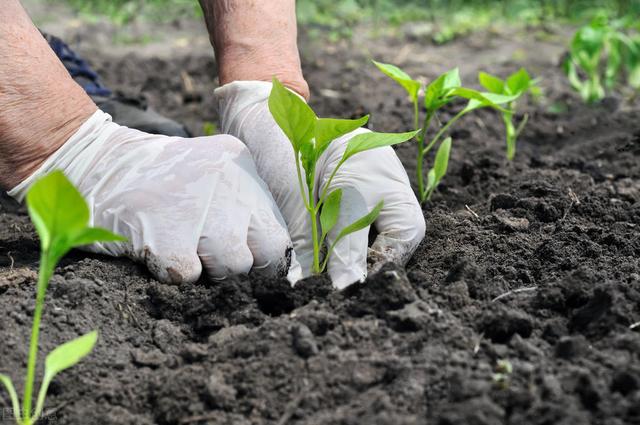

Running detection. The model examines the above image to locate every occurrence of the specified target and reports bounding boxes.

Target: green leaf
[34,331,98,420]
[0,373,22,423]
[452,88,521,113]
[429,68,462,95]
[26,170,89,252]
[334,200,384,243]
[425,138,452,199]
[425,169,437,194]
[433,137,452,182]
[440,68,462,91]
[479,72,505,94]
[452,88,520,105]
[45,331,98,381]
[268,78,317,152]
[26,171,126,267]
[71,227,126,247]
[342,130,420,163]
[320,189,342,239]
[506,68,532,95]
[373,60,422,103]
[315,116,369,156]
[425,68,462,110]
[322,200,385,272]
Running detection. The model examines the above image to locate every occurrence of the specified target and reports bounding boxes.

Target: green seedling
[564,15,640,103]
[0,171,125,425]
[268,78,418,275]
[478,68,538,160]
[374,61,525,203]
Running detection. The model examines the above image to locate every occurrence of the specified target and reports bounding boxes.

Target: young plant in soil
[268,78,419,275]
[564,15,640,103]
[0,171,125,425]
[373,61,524,203]
[477,68,538,160]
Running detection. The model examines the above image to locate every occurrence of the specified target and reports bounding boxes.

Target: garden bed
[1,25,639,425]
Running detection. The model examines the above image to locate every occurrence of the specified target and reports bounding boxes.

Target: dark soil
[2,24,640,425]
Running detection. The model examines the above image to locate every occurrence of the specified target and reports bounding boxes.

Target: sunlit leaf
[506,68,532,94]
[373,60,422,103]
[454,88,521,112]
[268,78,316,152]
[315,116,369,156]
[433,137,452,182]
[440,68,462,91]
[479,72,505,94]
[320,189,342,239]
[34,331,98,420]
[452,88,520,104]
[425,169,437,194]
[45,331,98,380]
[26,172,124,268]
[71,227,126,247]
[334,200,384,243]
[425,68,462,110]
[26,170,89,252]
[425,138,452,198]
[342,130,420,162]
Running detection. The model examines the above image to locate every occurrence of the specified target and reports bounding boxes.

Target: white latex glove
[8,110,293,284]
[215,81,425,289]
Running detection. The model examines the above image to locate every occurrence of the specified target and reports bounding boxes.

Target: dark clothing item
[43,32,190,137]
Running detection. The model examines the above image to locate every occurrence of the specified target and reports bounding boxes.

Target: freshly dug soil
[1,24,640,425]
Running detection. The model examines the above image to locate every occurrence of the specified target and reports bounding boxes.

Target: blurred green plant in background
[54,0,640,30]
[563,13,639,102]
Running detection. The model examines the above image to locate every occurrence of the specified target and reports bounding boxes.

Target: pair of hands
[9,81,425,289]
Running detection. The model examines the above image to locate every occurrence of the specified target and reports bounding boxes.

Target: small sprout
[0,171,125,425]
[268,78,417,276]
[374,60,524,203]
[479,68,538,160]
[564,15,640,103]
[492,359,513,390]
[202,121,218,136]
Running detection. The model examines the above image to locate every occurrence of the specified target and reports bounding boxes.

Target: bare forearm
[0,0,96,190]
[198,0,309,99]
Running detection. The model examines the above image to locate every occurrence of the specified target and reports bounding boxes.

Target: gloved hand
[215,81,425,289]
[8,110,293,284]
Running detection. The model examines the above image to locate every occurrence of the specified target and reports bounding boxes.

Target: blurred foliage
[55,0,640,31]
[54,0,202,25]
[297,0,640,40]
[563,13,640,102]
